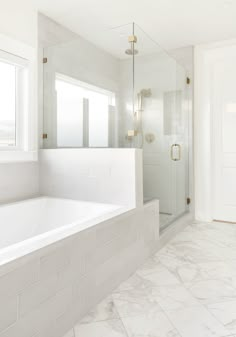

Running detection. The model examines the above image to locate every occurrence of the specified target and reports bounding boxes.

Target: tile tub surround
[0,200,159,337]
[39,148,143,209]
[71,221,236,337]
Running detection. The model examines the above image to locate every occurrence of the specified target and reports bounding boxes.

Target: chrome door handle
[171,144,181,161]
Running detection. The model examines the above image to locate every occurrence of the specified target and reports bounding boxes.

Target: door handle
[171,144,181,161]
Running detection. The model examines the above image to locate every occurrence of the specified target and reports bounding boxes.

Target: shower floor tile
[70,221,236,337]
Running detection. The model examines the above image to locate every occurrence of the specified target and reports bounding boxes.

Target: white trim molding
[194,39,236,222]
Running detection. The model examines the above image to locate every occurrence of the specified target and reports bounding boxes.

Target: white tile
[0,287,73,337]
[157,251,200,284]
[121,312,180,337]
[0,260,39,300]
[113,287,162,318]
[40,248,70,278]
[0,296,17,333]
[115,273,154,293]
[136,260,180,286]
[187,279,236,304]
[80,296,119,323]
[74,319,127,337]
[19,273,59,317]
[167,306,230,337]
[207,300,236,334]
[151,284,200,311]
[63,329,74,337]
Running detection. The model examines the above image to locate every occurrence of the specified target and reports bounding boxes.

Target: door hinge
[186,77,190,85]
[43,57,48,64]
[42,133,48,139]
[187,197,191,205]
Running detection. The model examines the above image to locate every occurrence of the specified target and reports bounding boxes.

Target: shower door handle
[171,144,181,161]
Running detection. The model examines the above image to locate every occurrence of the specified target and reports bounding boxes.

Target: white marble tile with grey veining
[63,329,74,337]
[121,311,181,337]
[80,296,119,324]
[114,272,156,293]
[186,279,236,305]
[167,306,230,337]
[112,286,163,318]
[74,319,128,337]
[136,259,180,286]
[207,300,236,334]
[150,284,200,311]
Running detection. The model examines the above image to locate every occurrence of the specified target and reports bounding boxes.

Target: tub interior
[0,197,122,250]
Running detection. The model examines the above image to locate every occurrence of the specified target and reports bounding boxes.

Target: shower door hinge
[42,133,48,139]
[43,57,48,64]
[186,77,190,85]
[187,197,191,205]
[128,35,137,43]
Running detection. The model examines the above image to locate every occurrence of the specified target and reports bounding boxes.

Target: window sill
[0,150,38,163]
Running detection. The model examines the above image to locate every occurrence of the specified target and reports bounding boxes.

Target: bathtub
[0,197,126,265]
[0,197,159,337]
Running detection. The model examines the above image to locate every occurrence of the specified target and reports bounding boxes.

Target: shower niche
[39,16,192,230]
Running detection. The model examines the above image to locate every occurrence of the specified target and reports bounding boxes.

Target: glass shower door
[132,24,190,230]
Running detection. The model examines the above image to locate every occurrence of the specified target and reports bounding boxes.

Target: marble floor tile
[74,319,128,337]
[187,279,236,305]
[136,260,180,286]
[71,222,236,337]
[80,296,119,323]
[112,287,163,318]
[137,256,161,275]
[157,251,201,284]
[167,306,230,337]
[63,330,74,337]
[121,312,181,337]
[171,239,224,263]
[115,272,155,293]
[150,284,200,311]
[207,300,236,334]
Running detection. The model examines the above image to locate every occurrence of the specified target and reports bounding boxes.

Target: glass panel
[40,15,191,229]
[133,24,190,230]
[0,61,16,146]
[88,91,109,147]
[56,76,84,147]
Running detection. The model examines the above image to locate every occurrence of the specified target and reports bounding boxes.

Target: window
[55,74,116,148]
[0,50,29,150]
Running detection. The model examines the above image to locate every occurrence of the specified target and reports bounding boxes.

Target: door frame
[194,39,236,222]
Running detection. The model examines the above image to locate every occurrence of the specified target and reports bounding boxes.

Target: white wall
[39,149,143,208]
[0,0,37,48]
[0,0,39,203]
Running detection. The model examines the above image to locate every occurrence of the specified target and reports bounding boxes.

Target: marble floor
[66,221,236,337]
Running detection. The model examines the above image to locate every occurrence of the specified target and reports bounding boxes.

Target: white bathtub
[0,197,125,265]
[0,197,159,337]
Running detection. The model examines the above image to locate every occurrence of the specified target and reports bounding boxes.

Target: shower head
[125,48,139,55]
[137,88,152,112]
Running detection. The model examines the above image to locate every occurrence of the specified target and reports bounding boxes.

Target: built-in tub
[0,197,159,337]
[0,197,125,261]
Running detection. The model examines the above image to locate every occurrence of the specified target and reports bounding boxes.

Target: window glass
[55,74,115,148]
[0,61,16,146]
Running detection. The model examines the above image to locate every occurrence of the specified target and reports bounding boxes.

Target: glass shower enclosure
[41,18,191,231]
[108,23,191,230]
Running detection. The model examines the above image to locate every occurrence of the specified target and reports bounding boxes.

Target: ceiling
[35,0,236,52]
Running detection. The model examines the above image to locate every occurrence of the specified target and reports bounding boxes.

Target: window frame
[0,33,37,162]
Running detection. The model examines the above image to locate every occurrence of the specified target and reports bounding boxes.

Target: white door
[212,46,236,222]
